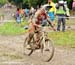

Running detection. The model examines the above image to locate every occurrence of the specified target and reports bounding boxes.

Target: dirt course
[0,35,75,65]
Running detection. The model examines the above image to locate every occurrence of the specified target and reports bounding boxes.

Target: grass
[48,30,75,48]
[0,20,28,35]
[0,20,75,47]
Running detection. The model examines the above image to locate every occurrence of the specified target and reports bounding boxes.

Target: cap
[58,0,64,4]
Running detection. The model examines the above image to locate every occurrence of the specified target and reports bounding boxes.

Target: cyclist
[26,7,56,49]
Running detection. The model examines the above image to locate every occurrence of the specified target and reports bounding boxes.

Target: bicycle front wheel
[41,39,54,62]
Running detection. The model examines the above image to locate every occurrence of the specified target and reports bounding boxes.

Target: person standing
[56,0,66,32]
[24,8,30,20]
[72,0,75,15]
[48,0,56,26]
[16,8,21,24]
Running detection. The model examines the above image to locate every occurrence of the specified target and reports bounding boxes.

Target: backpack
[56,3,66,11]
[56,3,67,14]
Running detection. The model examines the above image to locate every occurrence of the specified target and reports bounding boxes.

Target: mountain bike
[23,27,54,62]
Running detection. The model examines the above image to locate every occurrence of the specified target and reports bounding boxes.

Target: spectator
[56,0,67,32]
[20,9,25,21]
[24,8,30,20]
[30,7,35,17]
[16,8,21,24]
[72,0,75,15]
[48,0,56,26]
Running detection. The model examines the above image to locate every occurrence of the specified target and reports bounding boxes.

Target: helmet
[58,0,64,4]
[41,4,50,10]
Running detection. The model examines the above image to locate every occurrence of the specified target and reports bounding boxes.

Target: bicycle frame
[40,28,48,48]
[24,27,54,62]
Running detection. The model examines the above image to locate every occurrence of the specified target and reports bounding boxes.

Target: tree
[8,0,23,8]
[8,0,73,9]
[0,0,8,4]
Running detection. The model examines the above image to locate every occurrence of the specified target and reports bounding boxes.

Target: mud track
[0,35,75,65]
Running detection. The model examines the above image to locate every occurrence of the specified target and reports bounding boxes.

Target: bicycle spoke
[40,39,54,62]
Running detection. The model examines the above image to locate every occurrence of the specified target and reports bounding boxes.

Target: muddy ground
[0,35,75,65]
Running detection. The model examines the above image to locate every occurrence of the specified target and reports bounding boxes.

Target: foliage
[8,0,23,8]
[0,21,75,47]
[0,0,73,8]
[0,0,8,5]
[0,22,26,35]
[7,0,73,9]
[48,30,75,48]
[8,0,47,8]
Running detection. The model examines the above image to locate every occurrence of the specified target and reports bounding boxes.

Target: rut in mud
[0,35,75,65]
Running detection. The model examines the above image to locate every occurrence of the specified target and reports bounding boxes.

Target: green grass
[48,30,75,48]
[0,21,28,35]
[0,20,75,47]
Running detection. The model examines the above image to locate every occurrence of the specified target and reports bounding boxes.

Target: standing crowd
[15,0,71,32]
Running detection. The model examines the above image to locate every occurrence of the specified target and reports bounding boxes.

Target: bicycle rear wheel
[23,36,33,56]
[41,39,54,62]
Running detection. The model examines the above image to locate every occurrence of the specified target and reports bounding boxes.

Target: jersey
[34,9,47,25]
[49,2,56,14]
[56,4,66,15]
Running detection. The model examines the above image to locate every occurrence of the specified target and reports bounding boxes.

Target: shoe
[26,45,31,49]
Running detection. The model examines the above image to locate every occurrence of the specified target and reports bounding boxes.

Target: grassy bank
[0,21,28,35]
[0,20,75,47]
[48,30,75,48]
